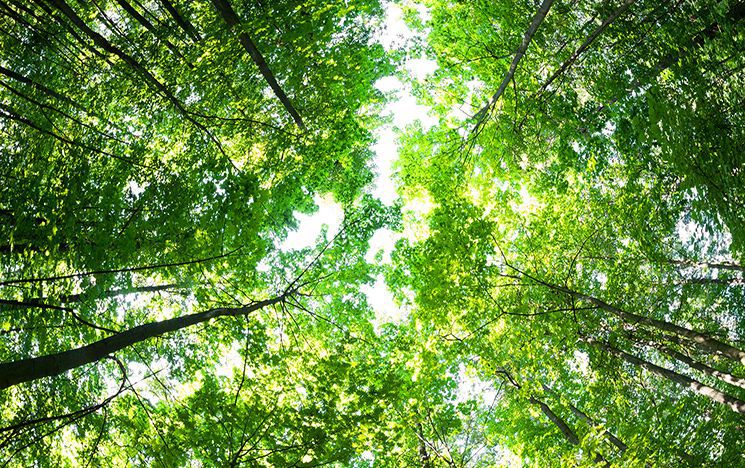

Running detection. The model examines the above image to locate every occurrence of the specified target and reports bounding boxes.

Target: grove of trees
[0,0,743,465]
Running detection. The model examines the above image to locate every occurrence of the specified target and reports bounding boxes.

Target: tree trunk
[594,340,745,415]
[541,384,627,453]
[0,295,283,390]
[114,0,188,62]
[539,0,636,92]
[529,396,580,445]
[210,0,306,129]
[471,0,554,130]
[415,422,433,468]
[530,276,745,365]
[158,0,200,42]
[0,249,236,286]
[0,65,81,110]
[646,340,745,391]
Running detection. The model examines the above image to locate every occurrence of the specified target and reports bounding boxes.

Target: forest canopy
[0,0,743,466]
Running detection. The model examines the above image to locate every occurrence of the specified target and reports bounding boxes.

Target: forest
[0,0,743,466]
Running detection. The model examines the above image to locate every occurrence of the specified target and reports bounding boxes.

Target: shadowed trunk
[529,396,580,445]
[210,0,306,129]
[593,339,745,414]
[0,295,284,390]
[541,383,627,453]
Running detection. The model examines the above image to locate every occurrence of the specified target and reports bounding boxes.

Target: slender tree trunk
[0,299,71,312]
[0,249,237,286]
[541,384,627,453]
[594,1,745,113]
[0,284,179,311]
[581,293,745,365]
[0,65,81,110]
[0,295,284,390]
[158,0,200,42]
[114,0,189,63]
[525,275,745,364]
[210,0,306,129]
[593,339,745,414]
[632,336,745,391]
[471,0,554,129]
[539,0,636,93]
[39,0,224,157]
[415,422,433,468]
[528,396,580,445]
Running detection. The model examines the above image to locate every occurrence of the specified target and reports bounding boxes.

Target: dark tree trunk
[529,396,580,445]
[471,0,554,129]
[539,0,637,92]
[541,384,627,453]
[529,276,745,365]
[158,0,200,42]
[0,296,283,390]
[210,0,306,129]
[594,340,745,414]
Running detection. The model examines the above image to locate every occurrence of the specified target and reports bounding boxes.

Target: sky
[279,3,438,331]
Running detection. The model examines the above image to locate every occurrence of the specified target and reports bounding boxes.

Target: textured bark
[529,396,580,445]
[596,340,745,414]
[0,296,283,390]
[210,0,306,129]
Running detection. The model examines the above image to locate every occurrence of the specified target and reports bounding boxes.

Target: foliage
[1,0,743,466]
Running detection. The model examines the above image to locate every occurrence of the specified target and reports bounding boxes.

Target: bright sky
[278,3,438,331]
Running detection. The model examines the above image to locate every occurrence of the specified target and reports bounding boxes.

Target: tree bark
[114,0,188,62]
[645,340,745,391]
[471,0,554,130]
[0,249,237,286]
[541,384,627,453]
[539,0,637,93]
[529,396,580,445]
[158,0,200,42]
[523,274,745,365]
[415,422,433,468]
[210,0,306,129]
[594,340,745,414]
[0,295,283,390]
[0,65,81,110]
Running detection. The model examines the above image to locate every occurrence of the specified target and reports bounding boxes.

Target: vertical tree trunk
[415,422,433,468]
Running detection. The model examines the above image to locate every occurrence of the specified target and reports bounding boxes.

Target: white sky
[278,3,438,330]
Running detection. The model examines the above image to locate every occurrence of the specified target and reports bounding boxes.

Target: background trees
[392,0,744,464]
